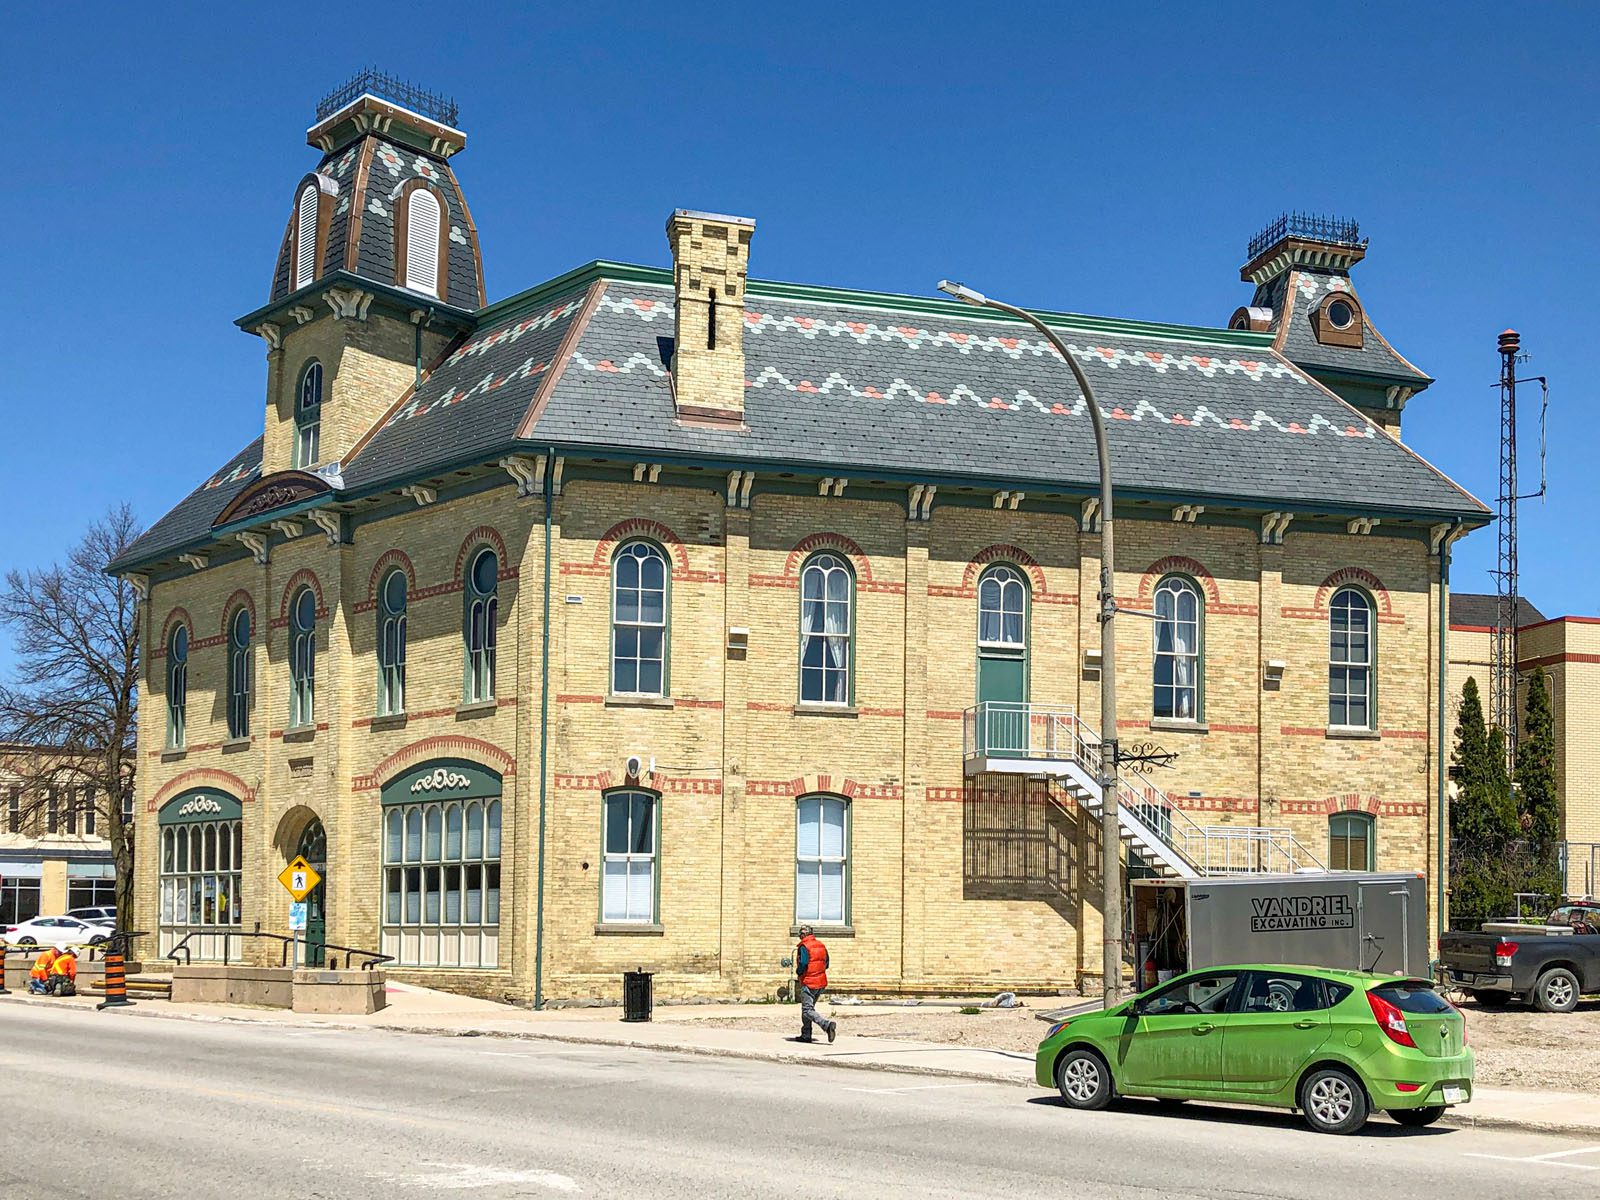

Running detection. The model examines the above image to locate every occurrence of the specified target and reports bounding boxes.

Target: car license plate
[1442,1086,1465,1104]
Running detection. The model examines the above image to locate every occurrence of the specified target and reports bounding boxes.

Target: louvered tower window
[294,184,319,290]
[404,188,442,297]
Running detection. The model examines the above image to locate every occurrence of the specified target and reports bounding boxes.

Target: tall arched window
[1153,575,1202,720]
[800,553,853,705]
[289,587,316,728]
[612,542,668,697]
[464,549,498,703]
[977,564,1027,649]
[294,183,319,290]
[403,187,443,297]
[601,789,658,924]
[295,361,322,468]
[227,608,251,740]
[1329,811,1376,871]
[166,624,188,749]
[1329,587,1375,729]
[379,569,408,716]
[796,795,849,925]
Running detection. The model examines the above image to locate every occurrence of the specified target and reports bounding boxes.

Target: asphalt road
[5,1003,1598,1199]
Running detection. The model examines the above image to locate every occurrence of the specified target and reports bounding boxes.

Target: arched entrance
[296,818,328,967]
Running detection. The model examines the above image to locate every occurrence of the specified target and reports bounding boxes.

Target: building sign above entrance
[159,789,243,826]
[381,758,502,806]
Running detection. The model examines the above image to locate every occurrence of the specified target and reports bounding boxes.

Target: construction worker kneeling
[29,945,77,997]
[27,946,58,994]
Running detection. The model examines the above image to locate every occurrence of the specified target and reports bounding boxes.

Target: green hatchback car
[1035,965,1473,1134]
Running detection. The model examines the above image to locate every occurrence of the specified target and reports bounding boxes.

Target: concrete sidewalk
[6,986,1594,1138]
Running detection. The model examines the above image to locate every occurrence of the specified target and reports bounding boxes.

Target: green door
[296,819,327,969]
[1116,971,1240,1092]
[977,653,1027,754]
[1222,971,1333,1096]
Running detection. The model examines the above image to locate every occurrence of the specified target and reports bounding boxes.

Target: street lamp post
[938,280,1125,1006]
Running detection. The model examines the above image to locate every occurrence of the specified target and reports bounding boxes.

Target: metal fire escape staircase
[963,703,1324,879]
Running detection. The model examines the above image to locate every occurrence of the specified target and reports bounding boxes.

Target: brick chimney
[665,209,755,423]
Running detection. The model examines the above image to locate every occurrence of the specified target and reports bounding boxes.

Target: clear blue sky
[2,2,1595,630]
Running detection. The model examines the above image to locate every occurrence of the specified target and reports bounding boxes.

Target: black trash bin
[622,969,653,1022]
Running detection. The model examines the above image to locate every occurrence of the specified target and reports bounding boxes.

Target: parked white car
[3,916,109,946]
[66,907,117,927]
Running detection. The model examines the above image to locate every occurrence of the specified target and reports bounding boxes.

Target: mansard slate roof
[1450,593,1546,629]
[1251,268,1431,388]
[114,265,1487,572]
[118,438,262,565]
[268,134,482,310]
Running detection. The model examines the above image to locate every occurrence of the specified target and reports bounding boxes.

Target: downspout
[412,305,436,388]
[533,446,555,1009]
[1436,518,1462,949]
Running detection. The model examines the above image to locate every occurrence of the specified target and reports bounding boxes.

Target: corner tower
[242,72,484,478]
[1231,214,1431,439]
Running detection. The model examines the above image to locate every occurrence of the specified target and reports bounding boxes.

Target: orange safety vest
[797,935,829,989]
[50,953,77,982]
[30,950,57,981]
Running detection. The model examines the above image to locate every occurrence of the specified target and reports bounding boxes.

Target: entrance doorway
[977,653,1027,754]
[296,819,327,968]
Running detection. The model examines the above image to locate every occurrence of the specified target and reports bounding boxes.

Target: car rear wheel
[18,937,35,946]
[1299,1068,1368,1135]
[1391,1105,1446,1128]
[1534,968,1580,1013]
[1055,1048,1114,1111]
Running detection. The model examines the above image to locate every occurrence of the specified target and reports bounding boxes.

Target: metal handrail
[166,928,393,971]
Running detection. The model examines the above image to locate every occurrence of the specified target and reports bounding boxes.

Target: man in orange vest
[48,945,78,997]
[27,946,58,995]
[794,925,837,1043]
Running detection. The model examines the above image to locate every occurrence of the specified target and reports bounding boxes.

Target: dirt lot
[690,996,1600,1093]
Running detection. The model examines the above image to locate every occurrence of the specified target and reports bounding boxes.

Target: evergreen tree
[1451,678,1517,842]
[1516,668,1561,846]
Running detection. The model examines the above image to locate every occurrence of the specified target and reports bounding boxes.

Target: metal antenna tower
[1489,328,1549,769]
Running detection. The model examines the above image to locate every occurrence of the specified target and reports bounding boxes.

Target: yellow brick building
[111,77,1489,1002]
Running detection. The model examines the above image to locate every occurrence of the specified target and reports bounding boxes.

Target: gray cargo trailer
[1131,872,1429,984]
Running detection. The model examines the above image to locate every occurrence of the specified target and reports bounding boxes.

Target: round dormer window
[1326,299,1356,330]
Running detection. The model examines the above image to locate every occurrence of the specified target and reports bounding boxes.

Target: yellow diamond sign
[278,855,321,902]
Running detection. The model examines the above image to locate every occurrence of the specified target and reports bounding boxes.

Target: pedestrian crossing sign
[278,855,321,902]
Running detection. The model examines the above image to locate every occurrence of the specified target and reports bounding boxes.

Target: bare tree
[0,506,141,927]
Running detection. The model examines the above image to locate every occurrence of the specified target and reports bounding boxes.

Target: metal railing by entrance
[964,702,1325,878]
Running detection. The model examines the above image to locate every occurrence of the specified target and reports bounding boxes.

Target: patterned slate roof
[268,135,482,309]
[530,279,1480,516]
[114,437,262,569]
[1450,593,1545,629]
[1254,268,1431,386]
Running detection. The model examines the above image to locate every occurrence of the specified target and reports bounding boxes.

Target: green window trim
[289,586,316,727]
[798,552,855,707]
[1328,585,1377,730]
[463,547,498,704]
[226,607,252,740]
[795,793,851,926]
[378,568,408,716]
[1328,811,1376,872]
[610,540,671,698]
[1153,573,1204,722]
[166,623,189,750]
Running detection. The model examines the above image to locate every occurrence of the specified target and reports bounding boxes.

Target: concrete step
[86,974,172,999]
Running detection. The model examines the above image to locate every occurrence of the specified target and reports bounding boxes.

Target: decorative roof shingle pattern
[116,437,263,567]
[1262,268,1431,386]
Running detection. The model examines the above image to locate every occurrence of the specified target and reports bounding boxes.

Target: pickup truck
[1441,902,1600,1012]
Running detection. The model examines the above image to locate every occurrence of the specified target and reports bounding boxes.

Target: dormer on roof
[1231,214,1431,441]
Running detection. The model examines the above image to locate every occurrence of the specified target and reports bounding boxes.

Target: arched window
[289,587,316,728]
[601,789,658,924]
[1329,587,1375,729]
[1153,575,1202,720]
[166,624,188,749]
[977,564,1027,649]
[382,794,502,968]
[796,795,849,925]
[378,569,407,716]
[294,183,319,290]
[464,549,498,703]
[295,361,322,468]
[612,542,668,697]
[1329,811,1376,871]
[403,186,443,298]
[227,608,251,740]
[800,553,853,705]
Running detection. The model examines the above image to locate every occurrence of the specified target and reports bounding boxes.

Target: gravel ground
[691,996,1600,1093]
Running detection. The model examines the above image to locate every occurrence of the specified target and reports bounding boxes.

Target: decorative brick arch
[277,569,327,625]
[366,549,418,604]
[1314,567,1395,619]
[785,533,873,584]
[961,544,1046,594]
[592,519,690,573]
[153,607,193,660]
[149,767,255,813]
[353,734,517,792]
[454,526,514,586]
[220,590,256,639]
[1322,794,1381,816]
[1138,556,1221,605]
[746,773,903,801]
